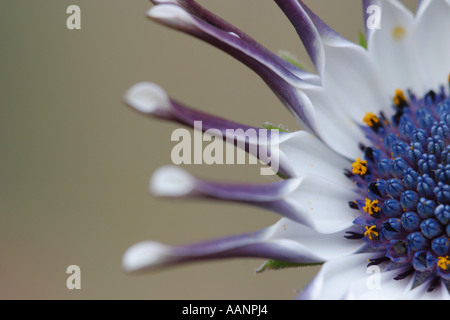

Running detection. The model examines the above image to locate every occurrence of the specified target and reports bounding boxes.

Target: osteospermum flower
[122,0,450,299]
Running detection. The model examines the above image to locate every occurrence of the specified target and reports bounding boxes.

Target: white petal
[286,175,360,233]
[367,0,424,95]
[413,0,450,92]
[298,253,377,299]
[123,82,171,115]
[295,85,367,159]
[301,252,450,299]
[278,131,352,186]
[150,165,196,197]
[346,270,450,300]
[343,267,415,299]
[122,241,175,272]
[149,166,360,233]
[403,279,450,300]
[321,41,391,123]
[267,219,364,262]
[147,3,196,28]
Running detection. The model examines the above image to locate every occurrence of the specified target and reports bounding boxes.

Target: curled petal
[151,166,360,233]
[152,0,317,82]
[122,218,364,272]
[124,82,256,132]
[123,82,173,119]
[147,2,317,130]
[146,2,383,160]
[276,0,390,121]
[125,82,291,177]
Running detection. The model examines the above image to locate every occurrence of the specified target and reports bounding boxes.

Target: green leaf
[358,31,368,50]
[255,259,323,273]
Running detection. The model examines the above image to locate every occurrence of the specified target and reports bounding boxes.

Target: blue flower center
[347,84,450,293]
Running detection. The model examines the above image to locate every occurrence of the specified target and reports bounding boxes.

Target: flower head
[123,0,450,299]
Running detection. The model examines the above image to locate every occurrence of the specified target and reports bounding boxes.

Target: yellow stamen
[352,158,368,175]
[393,89,406,106]
[437,256,450,270]
[363,199,381,216]
[364,226,379,240]
[363,112,380,127]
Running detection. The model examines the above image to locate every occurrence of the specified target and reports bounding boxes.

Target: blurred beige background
[0,0,416,299]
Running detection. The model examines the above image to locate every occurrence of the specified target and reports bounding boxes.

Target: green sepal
[278,51,306,70]
[275,171,289,180]
[255,259,323,273]
[358,31,368,50]
[263,123,288,132]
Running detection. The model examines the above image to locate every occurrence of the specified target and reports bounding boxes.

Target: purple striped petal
[274,0,350,77]
[124,82,255,133]
[145,2,381,160]
[124,82,289,177]
[151,166,360,233]
[152,0,313,80]
[272,0,390,162]
[147,2,318,134]
[273,0,324,75]
[122,218,364,272]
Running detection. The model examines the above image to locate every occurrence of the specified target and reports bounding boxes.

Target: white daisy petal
[285,175,360,233]
[404,279,450,300]
[413,0,450,91]
[320,42,391,122]
[346,271,450,300]
[278,131,352,185]
[295,85,368,159]
[344,270,414,300]
[367,0,423,95]
[298,253,377,300]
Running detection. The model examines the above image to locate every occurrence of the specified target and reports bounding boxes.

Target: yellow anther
[363,112,380,127]
[437,256,450,270]
[394,89,406,106]
[364,226,379,240]
[363,199,381,216]
[352,158,368,175]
